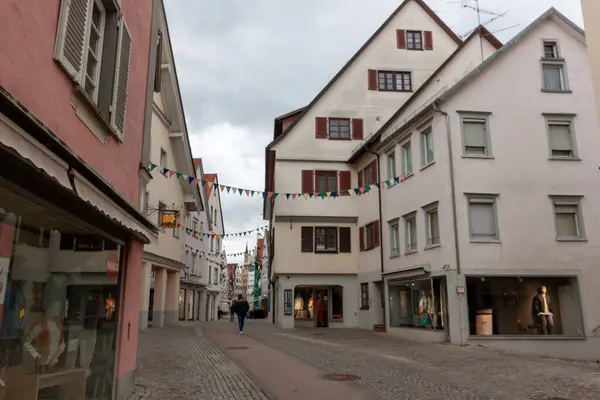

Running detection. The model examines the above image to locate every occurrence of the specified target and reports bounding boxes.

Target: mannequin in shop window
[307,295,313,320]
[532,286,554,335]
[316,295,325,327]
[294,294,304,318]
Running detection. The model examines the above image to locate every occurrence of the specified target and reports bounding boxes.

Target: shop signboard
[283,289,292,316]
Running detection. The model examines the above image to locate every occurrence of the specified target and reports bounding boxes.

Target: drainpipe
[366,149,386,331]
[432,104,465,344]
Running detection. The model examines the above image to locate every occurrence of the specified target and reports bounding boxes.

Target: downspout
[432,103,465,344]
[366,149,386,331]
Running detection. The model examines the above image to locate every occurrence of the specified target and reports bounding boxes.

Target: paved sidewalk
[127,323,268,400]
[203,320,378,400]
[239,319,600,400]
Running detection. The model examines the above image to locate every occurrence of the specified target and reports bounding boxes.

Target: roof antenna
[448,0,508,62]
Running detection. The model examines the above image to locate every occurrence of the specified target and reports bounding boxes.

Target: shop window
[179,289,186,320]
[360,283,369,309]
[0,185,121,397]
[331,286,343,321]
[388,278,446,330]
[466,276,584,336]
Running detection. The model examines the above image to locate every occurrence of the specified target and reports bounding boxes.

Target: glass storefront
[388,277,447,331]
[293,286,344,326]
[466,276,584,336]
[0,185,121,399]
[178,289,186,320]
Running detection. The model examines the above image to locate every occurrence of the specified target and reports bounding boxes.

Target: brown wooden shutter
[373,220,380,248]
[301,170,314,193]
[339,170,351,196]
[352,118,364,140]
[396,29,406,49]
[370,160,378,184]
[315,117,328,139]
[367,69,377,90]
[359,226,365,251]
[424,31,433,50]
[301,227,314,252]
[339,227,351,253]
[358,169,363,188]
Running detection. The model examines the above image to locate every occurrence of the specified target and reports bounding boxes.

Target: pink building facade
[0,0,160,399]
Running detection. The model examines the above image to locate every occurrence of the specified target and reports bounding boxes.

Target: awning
[383,264,431,281]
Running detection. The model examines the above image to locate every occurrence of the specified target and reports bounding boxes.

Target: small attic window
[543,41,559,59]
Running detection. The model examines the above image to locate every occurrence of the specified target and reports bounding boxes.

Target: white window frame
[466,194,500,242]
[387,150,396,180]
[459,113,492,157]
[542,40,560,59]
[401,139,413,176]
[544,115,578,159]
[403,212,417,254]
[160,148,168,170]
[422,202,440,247]
[420,125,434,166]
[388,219,400,258]
[550,195,586,241]
[541,61,568,92]
[81,0,106,103]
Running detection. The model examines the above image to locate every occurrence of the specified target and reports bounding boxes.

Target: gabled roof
[204,172,226,233]
[273,106,305,140]
[348,24,502,162]
[356,8,584,155]
[266,0,462,150]
[192,157,211,225]
[436,7,584,104]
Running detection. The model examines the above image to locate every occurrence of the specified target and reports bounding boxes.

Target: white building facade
[140,5,203,330]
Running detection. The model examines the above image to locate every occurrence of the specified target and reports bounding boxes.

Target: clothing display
[105,294,116,321]
[0,279,26,367]
[532,289,555,335]
[23,315,65,368]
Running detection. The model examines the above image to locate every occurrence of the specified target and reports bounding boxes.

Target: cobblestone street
[127,323,268,400]
[238,320,600,400]
[128,320,600,400]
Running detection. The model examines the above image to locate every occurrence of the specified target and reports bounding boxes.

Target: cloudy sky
[163,0,584,263]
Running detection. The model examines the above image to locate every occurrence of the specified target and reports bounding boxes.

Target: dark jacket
[233,299,249,316]
[531,294,554,321]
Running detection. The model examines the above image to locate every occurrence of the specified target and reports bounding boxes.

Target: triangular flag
[251,190,255,196]
[364,185,371,192]
[220,185,225,191]
[267,192,273,198]
[226,186,231,193]
[201,180,207,186]
[169,170,176,178]
[331,191,338,198]
[238,188,243,195]
[176,172,182,179]
[149,163,157,171]
[187,176,195,184]
[286,193,290,199]
[354,188,359,195]
[207,182,214,188]
[375,183,380,189]
[245,189,250,197]
[291,194,297,199]
[319,192,326,199]
[273,192,279,198]
[262,192,267,199]
[394,177,400,184]
[385,180,391,188]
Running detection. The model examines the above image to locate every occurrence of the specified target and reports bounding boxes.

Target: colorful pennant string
[167,222,268,240]
[149,162,406,199]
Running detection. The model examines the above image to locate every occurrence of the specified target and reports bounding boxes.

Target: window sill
[461,154,494,159]
[556,237,587,242]
[315,250,339,254]
[389,253,401,259]
[469,238,501,244]
[73,85,122,143]
[548,156,581,161]
[404,249,417,255]
[424,243,441,251]
[420,161,435,171]
[541,89,572,94]
[328,137,352,141]
[402,172,414,181]
[360,306,370,310]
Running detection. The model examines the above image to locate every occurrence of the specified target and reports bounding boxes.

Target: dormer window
[543,41,559,59]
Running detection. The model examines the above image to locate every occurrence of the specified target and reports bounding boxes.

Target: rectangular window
[210,237,214,251]
[404,213,417,253]
[406,30,423,50]
[192,218,198,232]
[173,213,180,238]
[191,253,196,270]
[389,219,400,257]
[363,163,375,186]
[461,116,491,156]
[423,203,440,246]
[551,196,585,240]
[377,71,412,92]
[401,140,413,176]
[157,201,166,226]
[420,126,434,165]
[315,171,338,193]
[329,118,351,140]
[185,250,190,268]
[301,226,314,252]
[216,238,221,253]
[542,63,567,91]
[387,150,396,180]
[315,227,337,252]
[160,148,168,170]
[467,195,499,242]
[388,277,446,330]
[543,41,559,59]
[83,0,106,101]
[546,117,577,159]
[360,283,369,309]
[466,276,584,336]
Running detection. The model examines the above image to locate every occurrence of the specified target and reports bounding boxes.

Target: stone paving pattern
[241,320,600,400]
[127,324,268,400]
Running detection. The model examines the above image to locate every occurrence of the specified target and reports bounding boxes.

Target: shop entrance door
[148,288,154,322]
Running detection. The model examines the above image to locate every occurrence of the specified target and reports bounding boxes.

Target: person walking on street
[230,298,236,322]
[233,294,249,334]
